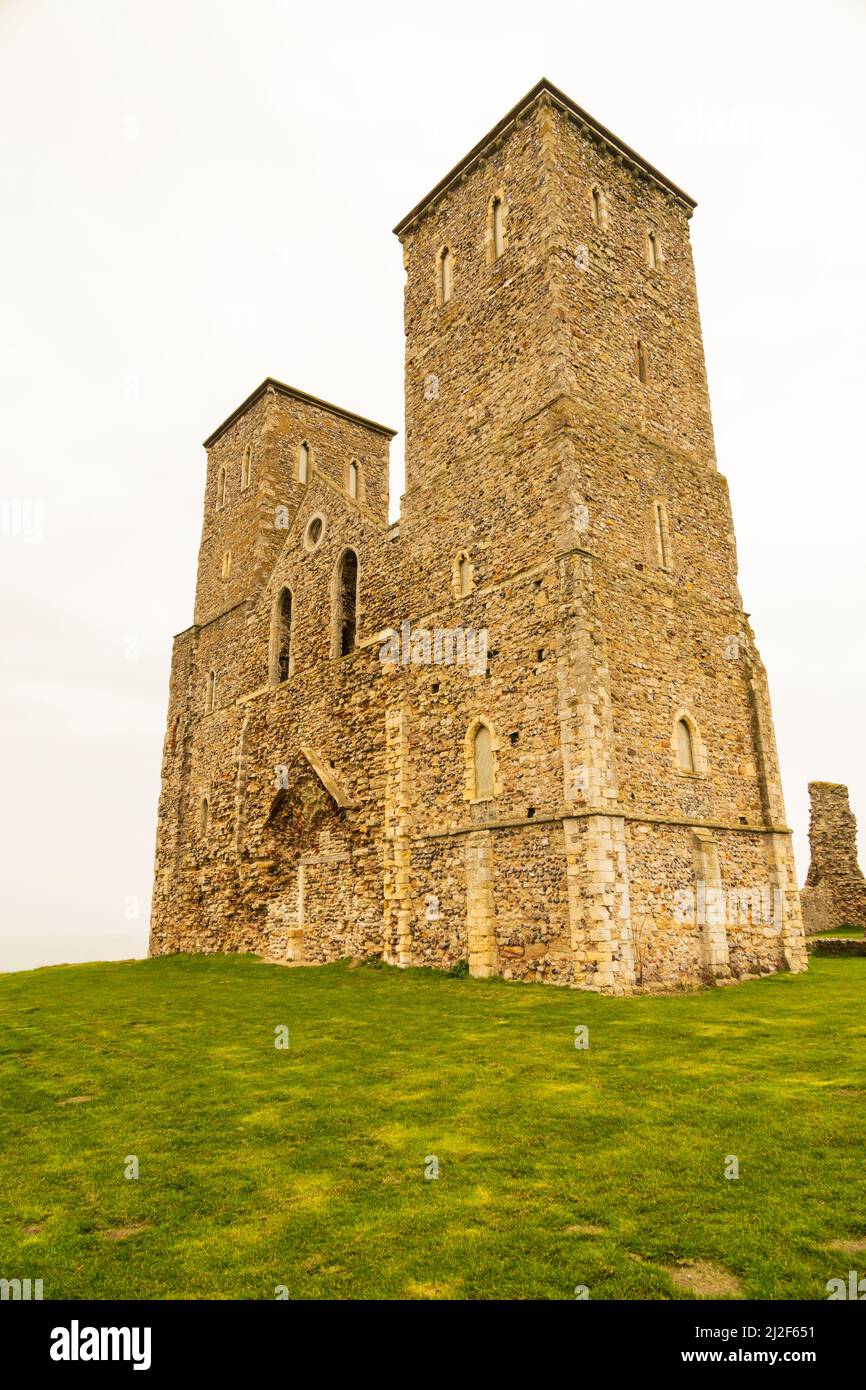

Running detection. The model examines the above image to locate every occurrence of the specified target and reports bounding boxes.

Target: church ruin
[149,79,809,992]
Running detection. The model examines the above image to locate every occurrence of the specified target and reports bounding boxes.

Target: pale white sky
[1,0,864,971]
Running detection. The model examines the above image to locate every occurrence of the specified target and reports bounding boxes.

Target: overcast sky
[1,0,864,972]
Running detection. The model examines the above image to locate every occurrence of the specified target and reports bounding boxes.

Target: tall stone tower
[150,79,808,991]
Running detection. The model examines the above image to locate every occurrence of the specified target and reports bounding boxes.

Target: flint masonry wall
[150,80,809,991]
[801,783,866,933]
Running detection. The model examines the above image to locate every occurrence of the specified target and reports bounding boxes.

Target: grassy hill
[1,953,865,1300]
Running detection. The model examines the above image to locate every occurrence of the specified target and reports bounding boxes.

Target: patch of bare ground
[661,1259,742,1297]
[101,1223,150,1241]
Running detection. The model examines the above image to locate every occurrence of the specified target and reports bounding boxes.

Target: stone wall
[801,782,866,932]
[808,937,866,957]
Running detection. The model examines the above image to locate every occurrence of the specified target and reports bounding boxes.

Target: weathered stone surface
[149,80,808,993]
[801,782,866,932]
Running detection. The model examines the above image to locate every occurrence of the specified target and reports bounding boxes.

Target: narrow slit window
[216,467,227,509]
[636,338,648,384]
[439,246,453,304]
[491,196,505,260]
[205,670,216,714]
[654,501,671,571]
[275,588,292,683]
[647,231,659,270]
[298,442,310,484]
[458,553,473,597]
[348,460,359,500]
[199,796,209,837]
[676,719,695,773]
[241,445,252,490]
[473,724,494,801]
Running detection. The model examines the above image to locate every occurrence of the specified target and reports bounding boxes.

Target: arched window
[298,442,310,484]
[491,196,505,260]
[455,550,474,597]
[216,467,227,509]
[347,460,359,500]
[646,231,660,270]
[205,669,216,714]
[590,187,607,229]
[635,338,648,384]
[653,501,671,571]
[438,246,453,304]
[676,718,695,773]
[199,796,209,837]
[473,723,494,801]
[273,587,293,683]
[335,549,358,657]
[221,550,231,579]
[241,444,252,490]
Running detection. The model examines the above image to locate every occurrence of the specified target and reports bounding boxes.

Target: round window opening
[304,515,325,551]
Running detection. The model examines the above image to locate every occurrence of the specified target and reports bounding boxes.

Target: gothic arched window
[334,549,358,657]
[676,718,695,773]
[473,723,495,801]
[273,587,293,683]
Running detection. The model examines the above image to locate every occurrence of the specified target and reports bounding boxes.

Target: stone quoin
[149,79,810,992]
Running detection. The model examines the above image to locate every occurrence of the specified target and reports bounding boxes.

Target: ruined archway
[258,753,355,963]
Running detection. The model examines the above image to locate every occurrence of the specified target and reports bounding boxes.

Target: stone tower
[149,79,809,991]
[801,783,866,933]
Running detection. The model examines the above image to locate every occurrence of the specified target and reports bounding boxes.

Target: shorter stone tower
[801,783,866,933]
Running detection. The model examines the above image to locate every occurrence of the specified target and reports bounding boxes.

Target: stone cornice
[398,389,717,508]
[417,809,792,841]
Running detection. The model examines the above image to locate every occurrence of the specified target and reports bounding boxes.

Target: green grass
[814,925,864,938]
[1,953,865,1300]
